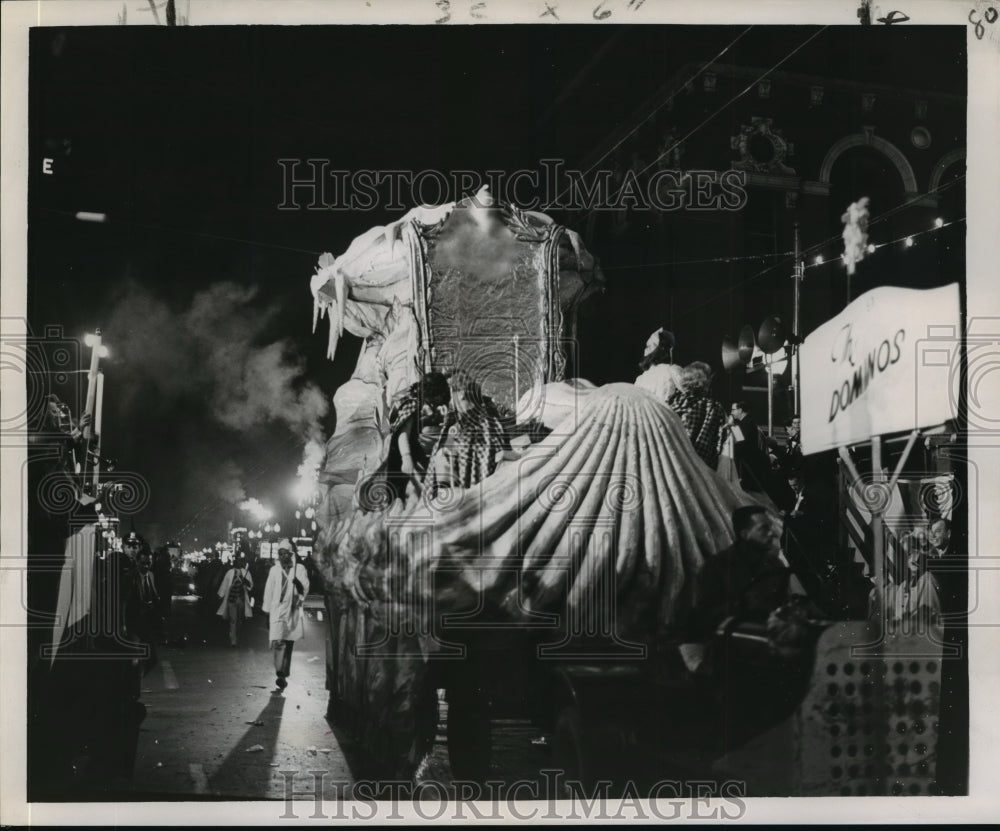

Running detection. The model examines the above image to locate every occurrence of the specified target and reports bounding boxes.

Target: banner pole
[871,434,885,616]
[792,223,802,417]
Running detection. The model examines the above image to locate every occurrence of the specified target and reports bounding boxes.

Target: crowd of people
[633,325,952,636]
[350,326,953,646]
[636,326,809,506]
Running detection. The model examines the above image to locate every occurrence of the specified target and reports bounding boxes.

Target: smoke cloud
[104,280,329,513]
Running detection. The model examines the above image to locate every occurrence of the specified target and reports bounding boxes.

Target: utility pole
[792,223,804,417]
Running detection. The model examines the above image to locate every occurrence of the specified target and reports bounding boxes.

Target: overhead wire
[550,25,756,206]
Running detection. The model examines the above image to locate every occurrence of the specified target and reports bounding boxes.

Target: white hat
[276,538,296,553]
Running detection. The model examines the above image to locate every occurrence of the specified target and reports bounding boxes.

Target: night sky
[26,24,967,547]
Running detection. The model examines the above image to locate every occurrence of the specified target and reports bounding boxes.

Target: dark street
[129,597,346,799]
[125,595,551,801]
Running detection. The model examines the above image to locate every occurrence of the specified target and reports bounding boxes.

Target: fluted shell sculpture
[329,382,752,642]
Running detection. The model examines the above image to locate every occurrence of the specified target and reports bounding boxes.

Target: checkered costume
[667,389,727,469]
[423,404,510,498]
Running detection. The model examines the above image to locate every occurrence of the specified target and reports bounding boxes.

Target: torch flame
[238,498,272,523]
[292,439,325,505]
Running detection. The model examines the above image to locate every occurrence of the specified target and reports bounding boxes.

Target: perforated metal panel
[797,622,942,796]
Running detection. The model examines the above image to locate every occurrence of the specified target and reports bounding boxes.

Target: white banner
[49,523,97,664]
[800,283,961,454]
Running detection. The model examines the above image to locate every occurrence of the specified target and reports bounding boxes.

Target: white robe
[216,566,254,619]
[262,562,310,642]
[634,362,683,404]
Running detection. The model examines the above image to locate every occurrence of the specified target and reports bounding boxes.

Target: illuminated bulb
[274,523,281,533]
[311,520,317,531]
[934,217,944,228]
[905,237,914,247]
[305,507,315,519]
[867,243,876,253]
[295,510,301,520]
[814,255,824,265]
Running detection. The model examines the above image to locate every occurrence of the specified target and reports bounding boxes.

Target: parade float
[306,188,953,795]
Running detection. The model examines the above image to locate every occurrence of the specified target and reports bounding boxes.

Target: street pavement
[131,595,346,800]
[127,594,553,802]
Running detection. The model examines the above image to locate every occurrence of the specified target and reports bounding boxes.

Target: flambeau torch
[83,330,109,492]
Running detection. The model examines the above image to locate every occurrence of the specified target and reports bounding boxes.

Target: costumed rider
[635,326,683,404]
[262,539,310,691]
[667,362,728,470]
[423,373,510,499]
[359,371,452,511]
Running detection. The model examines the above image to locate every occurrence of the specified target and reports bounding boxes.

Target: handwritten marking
[161,659,179,690]
[593,0,612,19]
[876,10,910,24]
[435,0,451,24]
[471,1,487,18]
[541,2,558,18]
[969,5,999,39]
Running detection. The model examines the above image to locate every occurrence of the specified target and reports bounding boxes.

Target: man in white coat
[216,556,254,647]
[262,540,310,690]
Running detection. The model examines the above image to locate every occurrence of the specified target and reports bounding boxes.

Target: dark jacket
[691,542,790,640]
[732,414,771,492]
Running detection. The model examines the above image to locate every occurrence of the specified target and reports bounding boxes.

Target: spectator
[692,506,792,640]
[667,362,727,469]
[126,548,161,671]
[217,556,254,647]
[925,516,963,623]
[928,517,952,559]
[887,534,942,637]
[200,552,225,616]
[251,555,271,613]
[728,400,773,496]
[152,546,172,642]
[785,416,802,463]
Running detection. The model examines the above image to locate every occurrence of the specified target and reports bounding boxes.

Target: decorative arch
[819,132,919,195]
[928,148,966,196]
